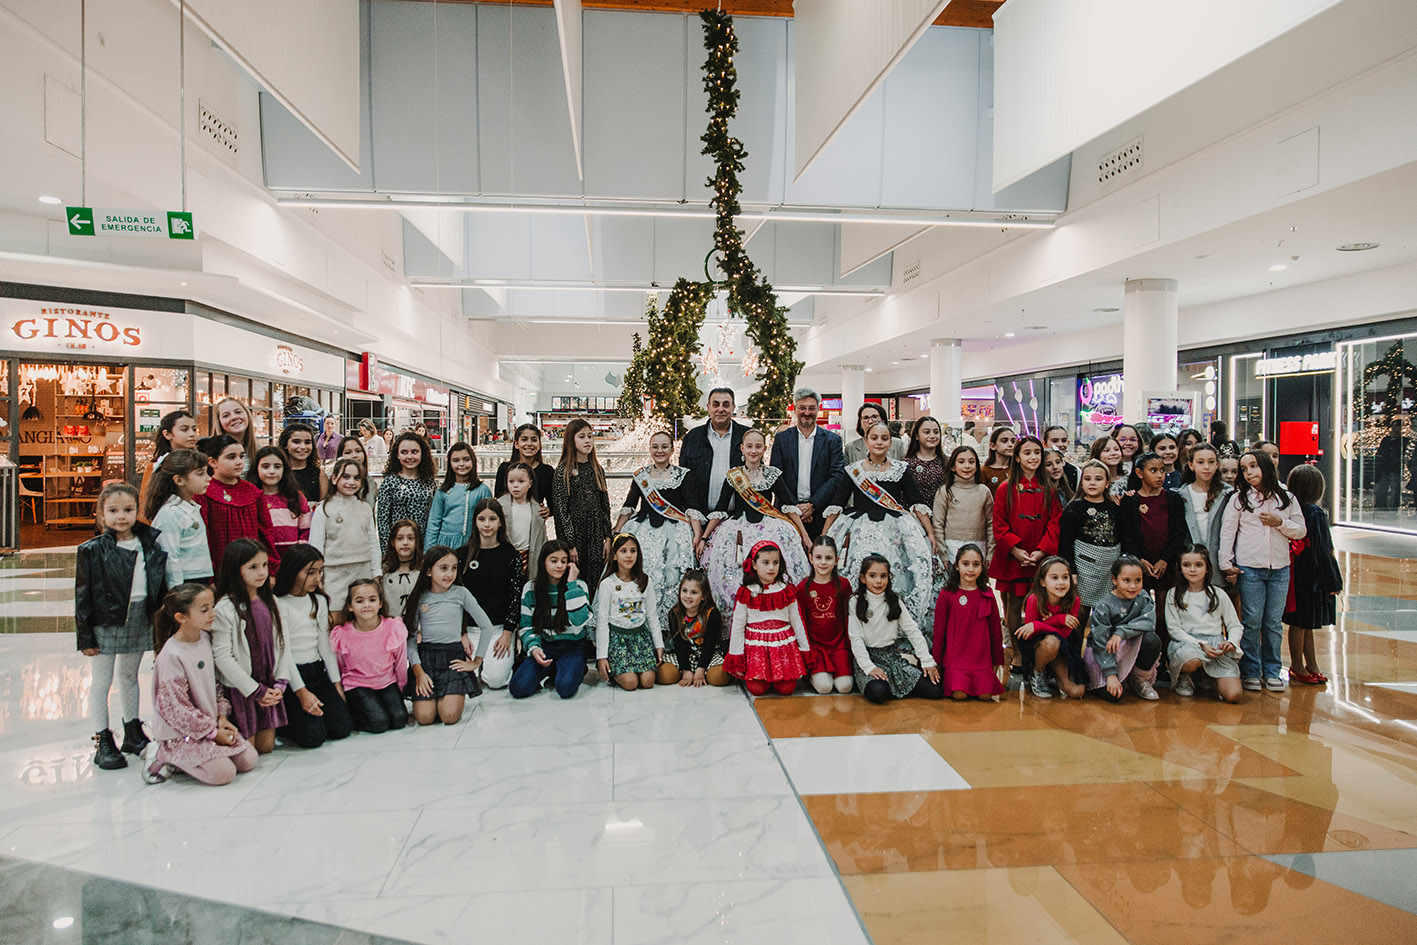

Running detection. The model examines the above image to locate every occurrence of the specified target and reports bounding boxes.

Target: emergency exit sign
[66,207,195,240]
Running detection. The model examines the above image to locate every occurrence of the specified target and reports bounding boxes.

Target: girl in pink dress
[143,583,259,785]
[931,543,1005,700]
[724,541,811,696]
[248,445,312,576]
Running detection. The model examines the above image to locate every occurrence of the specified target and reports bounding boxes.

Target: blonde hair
[214,396,258,457]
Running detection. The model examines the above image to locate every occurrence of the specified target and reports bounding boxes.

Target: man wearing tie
[770,388,845,539]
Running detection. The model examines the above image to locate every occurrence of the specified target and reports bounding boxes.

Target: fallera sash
[726,467,791,522]
[848,464,908,515]
[634,468,691,524]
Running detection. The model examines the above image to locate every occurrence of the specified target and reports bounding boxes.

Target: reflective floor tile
[842,866,1129,945]
[613,878,869,945]
[612,737,791,800]
[774,734,971,795]
[754,693,1057,738]
[1263,848,1417,915]
[923,729,1207,788]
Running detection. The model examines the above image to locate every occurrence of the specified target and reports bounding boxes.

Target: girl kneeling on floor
[658,570,730,687]
[144,583,258,785]
[403,545,496,725]
[724,541,811,696]
[1084,557,1161,703]
[509,541,593,699]
[849,554,943,704]
[329,579,409,733]
[1015,557,1087,700]
[1165,545,1244,703]
[595,534,666,692]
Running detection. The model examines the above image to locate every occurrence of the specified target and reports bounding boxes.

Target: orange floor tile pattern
[756,533,1417,944]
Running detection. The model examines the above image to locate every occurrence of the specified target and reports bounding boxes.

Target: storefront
[455,392,502,445]
[1336,323,1417,533]
[537,396,622,439]
[344,354,454,453]
[0,292,344,547]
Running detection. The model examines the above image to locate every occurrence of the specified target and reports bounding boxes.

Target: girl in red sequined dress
[724,541,811,696]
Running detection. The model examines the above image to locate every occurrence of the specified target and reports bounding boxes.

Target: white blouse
[847,590,936,672]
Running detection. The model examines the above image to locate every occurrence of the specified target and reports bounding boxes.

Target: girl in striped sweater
[509,540,593,700]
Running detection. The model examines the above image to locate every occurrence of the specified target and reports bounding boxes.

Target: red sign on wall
[1279,421,1320,455]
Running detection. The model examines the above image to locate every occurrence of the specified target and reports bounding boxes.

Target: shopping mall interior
[4,1,1417,943]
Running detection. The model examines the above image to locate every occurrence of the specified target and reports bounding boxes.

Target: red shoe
[1309,670,1329,684]
[1292,671,1326,686]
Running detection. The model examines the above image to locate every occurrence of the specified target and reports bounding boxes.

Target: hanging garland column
[700,9,803,420]
[643,279,712,424]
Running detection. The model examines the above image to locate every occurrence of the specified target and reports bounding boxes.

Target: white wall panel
[881,27,979,209]
[466,216,532,281]
[650,217,717,284]
[772,222,836,286]
[992,0,1340,190]
[529,216,592,281]
[792,0,946,180]
[591,216,656,284]
[180,0,361,169]
[785,74,885,207]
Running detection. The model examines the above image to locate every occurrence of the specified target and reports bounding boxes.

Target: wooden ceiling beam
[387,1,1003,29]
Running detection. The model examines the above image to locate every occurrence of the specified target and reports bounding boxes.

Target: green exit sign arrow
[65,206,196,240]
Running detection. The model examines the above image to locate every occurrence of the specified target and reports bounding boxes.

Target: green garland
[643,280,712,423]
[700,10,803,420]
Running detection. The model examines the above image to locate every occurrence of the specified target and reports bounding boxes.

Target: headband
[742,540,781,576]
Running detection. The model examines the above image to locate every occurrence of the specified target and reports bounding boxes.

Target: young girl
[1089,436,1127,497]
[139,409,199,521]
[1219,450,1306,692]
[274,544,353,748]
[377,432,438,547]
[248,445,311,576]
[594,534,666,692]
[991,435,1062,655]
[311,458,382,612]
[146,449,214,587]
[932,445,995,563]
[1043,448,1075,503]
[509,541,593,699]
[195,435,274,571]
[615,431,703,627]
[725,541,811,696]
[550,418,613,600]
[1119,451,1187,598]
[658,570,729,687]
[143,584,258,785]
[931,544,1004,700]
[426,441,493,549]
[848,555,942,704]
[1283,465,1341,686]
[1177,444,1235,592]
[1058,460,1124,613]
[794,536,854,695]
[214,397,258,474]
[1151,433,1183,490]
[495,423,557,506]
[1218,455,1240,487]
[279,422,330,504]
[1015,556,1086,699]
[211,539,306,753]
[903,416,947,509]
[1112,423,1145,475]
[403,545,496,725]
[1165,545,1244,703]
[76,483,168,770]
[382,519,423,617]
[458,499,524,690]
[1084,557,1161,702]
[981,427,1016,492]
[499,461,547,571]
[329,578,409,733]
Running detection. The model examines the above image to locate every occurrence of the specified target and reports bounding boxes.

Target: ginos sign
[10,309,142,348]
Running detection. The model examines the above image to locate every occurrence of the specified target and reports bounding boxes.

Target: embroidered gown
[702,466,810,619]
[824,460,935,622]
[619,465,702,625]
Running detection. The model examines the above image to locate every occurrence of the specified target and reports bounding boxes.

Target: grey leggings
[90,652,143,729]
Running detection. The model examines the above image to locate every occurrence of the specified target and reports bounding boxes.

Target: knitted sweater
[518,579,592,651]
[151,495,213,586]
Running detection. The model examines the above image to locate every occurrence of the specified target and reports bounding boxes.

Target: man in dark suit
[678,387,747,514]
[771,387,845,539]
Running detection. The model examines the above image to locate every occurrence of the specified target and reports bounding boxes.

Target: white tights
[810,672,854,694]
[90,652,143,729]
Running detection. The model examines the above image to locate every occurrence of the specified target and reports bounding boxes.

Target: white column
[1122,278,1179,422]
[929,338,963,422]
[841,365,865,442]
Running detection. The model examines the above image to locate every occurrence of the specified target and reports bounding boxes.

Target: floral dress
[824,461,935,622]
[702,466,810,619]
[619,465,702,625]
[551,462,613,598]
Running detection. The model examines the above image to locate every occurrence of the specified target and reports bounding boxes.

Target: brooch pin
[809,589,818,598]
[959,594,969,606]
[468,560,479,571]
[335,516,344,524]
[1139,504,1149,514]
[222,491,231,502]
[1087,507,1097,516]
[615,583,623,592]
[196,660,204,669]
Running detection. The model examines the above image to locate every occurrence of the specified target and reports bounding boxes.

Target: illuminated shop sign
[1078,373,1124,427]
[1254,350,1336,378]
[9,308,143,349]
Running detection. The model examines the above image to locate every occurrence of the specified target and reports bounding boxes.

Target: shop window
[1178,360,1219,437]
[1229,354,1266,446]
[1339,338,1417,530]
[133,368,191,478]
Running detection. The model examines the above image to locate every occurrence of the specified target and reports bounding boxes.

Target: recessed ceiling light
[864,367,873,372]
[38,195,61,205]
[890,361,899,365]
[1194,253,1212,260]
[1004,331,1016,338]
[1092,307,1119,313]
[1269,263,1288,271]
[1336,242,1380,252]
[179,282,187,287]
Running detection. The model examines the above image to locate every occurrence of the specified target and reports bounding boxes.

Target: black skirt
[411,642,482,700]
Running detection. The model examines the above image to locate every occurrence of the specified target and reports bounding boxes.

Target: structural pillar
[929,338,963,422]
[841,365,865,440]
[1122,278,1179,422]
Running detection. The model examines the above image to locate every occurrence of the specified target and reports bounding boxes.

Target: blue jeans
[1237,566,1289,680]
[508,640,586,699]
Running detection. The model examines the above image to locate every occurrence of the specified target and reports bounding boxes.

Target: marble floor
[1,528,1416,944]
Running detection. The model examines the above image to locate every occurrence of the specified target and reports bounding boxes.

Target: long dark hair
[382,518,424,574]
[464,499,507,566]
[1004,435,1056,513]
[985,427,1014,467]
[440,441,482,491]
[325,457,370,507]
[1088,436,1123,479]
[1179,443,1227,511]
[144,448,208,520]
[1150,433,1179,469]
[214,537,283,650]
[531,540,575,636]
[198,434,240,476]
[905,416,940,458]
[247,445,304,516]
[152,409,196,462]
[273,543,330,624]
[941,446,982,507]
[1043,448,1075,502]
[1026,555,1077,618]
[278,422,317,469]
[152,582,213,655]
[601,533,648,590]
[385,432,436,480]
[335,577,389,627]
[504,461,539,503]
[556,418,607,493]
[944,543,990,591]
[335,434,367,467]
[402,544,459,630]
[511,423,545,466]
[807,534,842,584]
[853,553,902,622]
[1172,543,1220,614]
[667,569,717,633]
[1236,449,1291,511]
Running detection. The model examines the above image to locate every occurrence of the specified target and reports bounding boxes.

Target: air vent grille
[198,101,238,157]
[901,260,921,285]
[1097,136,1142,185]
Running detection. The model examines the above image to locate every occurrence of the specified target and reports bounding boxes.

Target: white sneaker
[1172,673,1196,697]
[1265,677,1287,692]
[1028,671,1054,698]
[1242,677,1263,692]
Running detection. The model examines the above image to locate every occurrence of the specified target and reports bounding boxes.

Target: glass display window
[1338,336,1417,532]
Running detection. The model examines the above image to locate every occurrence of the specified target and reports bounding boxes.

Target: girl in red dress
[724,541,811,696]
[797,535,854,694]
[991,435,1062,672]
[931,544,1004,699]
[1016,556,1086,699]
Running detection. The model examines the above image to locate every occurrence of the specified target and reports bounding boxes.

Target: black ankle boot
[93,730,127,770]
[120,718,150,756]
